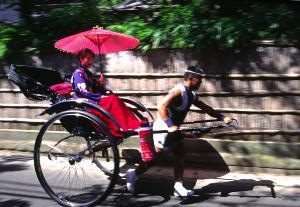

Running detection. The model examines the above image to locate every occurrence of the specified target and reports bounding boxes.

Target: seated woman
[71,48,142,139]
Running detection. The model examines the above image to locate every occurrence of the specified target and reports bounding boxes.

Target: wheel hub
[69,154,82,165]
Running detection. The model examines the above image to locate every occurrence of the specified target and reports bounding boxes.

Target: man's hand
[168,125,179,132]
[223,116,233,124]
[98,74,105,85]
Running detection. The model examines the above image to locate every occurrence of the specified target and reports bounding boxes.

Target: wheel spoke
[45,142,68,157]
[34,110,120,206]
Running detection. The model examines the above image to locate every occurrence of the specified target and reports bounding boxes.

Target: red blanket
[88,94,141,138]
[49,83,72,97]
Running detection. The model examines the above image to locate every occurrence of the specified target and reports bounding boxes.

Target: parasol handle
[97,33,103,74]
[99,54,102,74]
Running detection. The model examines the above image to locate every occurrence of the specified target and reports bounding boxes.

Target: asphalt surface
[0,150,300,207]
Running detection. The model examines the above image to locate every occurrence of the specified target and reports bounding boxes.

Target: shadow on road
[112,193,170,207]
[116,139,278,206]
[121,138,230,180]
[181,179,275,205]
[0,163,28,173]
[135,176,174,196]
[108,178,276,207]
[0,199,31,207]
[184,138,230,174]
[117,138,232,205]
[0,155,32,173]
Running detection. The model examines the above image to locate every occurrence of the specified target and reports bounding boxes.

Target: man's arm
[193,98,232,124]
[157,88,181,131]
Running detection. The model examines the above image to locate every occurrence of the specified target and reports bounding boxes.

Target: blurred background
[0,0,299,170]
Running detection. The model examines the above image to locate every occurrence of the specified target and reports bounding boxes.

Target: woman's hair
[77,48,95,60]
[184,66,204,80]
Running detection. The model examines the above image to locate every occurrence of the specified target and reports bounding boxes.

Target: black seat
[8,64,64,101]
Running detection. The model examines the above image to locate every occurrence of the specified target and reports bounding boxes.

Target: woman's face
[80,53,95,68]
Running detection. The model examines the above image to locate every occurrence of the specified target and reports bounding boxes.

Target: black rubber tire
[34,110,119,207]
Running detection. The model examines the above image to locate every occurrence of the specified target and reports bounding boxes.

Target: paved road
[0,150,300,207]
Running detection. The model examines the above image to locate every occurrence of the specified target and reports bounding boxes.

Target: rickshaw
[8,64,237,207]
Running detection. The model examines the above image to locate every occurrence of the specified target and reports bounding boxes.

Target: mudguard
[40,99,121,130]
[120,97,154,122]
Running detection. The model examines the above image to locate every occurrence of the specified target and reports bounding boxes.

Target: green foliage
[1,0,300,59]
[0,24,33,60]
[0,27,15,58]
[107,18,155,52]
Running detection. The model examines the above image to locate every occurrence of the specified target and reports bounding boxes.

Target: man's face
[189,76,202,91]
[80,53,95,68]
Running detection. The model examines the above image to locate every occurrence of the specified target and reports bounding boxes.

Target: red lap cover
[49,83,72,97]
[88,94,140,138]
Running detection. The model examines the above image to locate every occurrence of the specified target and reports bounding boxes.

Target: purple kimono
[71,67,102,103]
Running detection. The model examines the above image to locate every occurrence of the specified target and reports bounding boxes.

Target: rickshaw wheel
[34,110,120,207]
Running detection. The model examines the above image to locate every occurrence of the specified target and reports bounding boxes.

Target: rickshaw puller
[126,66,233,197]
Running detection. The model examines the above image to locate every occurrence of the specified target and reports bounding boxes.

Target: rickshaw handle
[181,118,219,125]
[153,118,238,134]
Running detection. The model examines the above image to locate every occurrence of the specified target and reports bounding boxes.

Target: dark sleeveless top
[168,83,196,125]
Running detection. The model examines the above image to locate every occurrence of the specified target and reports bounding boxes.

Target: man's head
[184,66,204,91]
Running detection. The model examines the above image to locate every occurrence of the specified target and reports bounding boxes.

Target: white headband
[184,68,204,76]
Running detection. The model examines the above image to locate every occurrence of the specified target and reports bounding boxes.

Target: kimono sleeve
[72,70,102,102]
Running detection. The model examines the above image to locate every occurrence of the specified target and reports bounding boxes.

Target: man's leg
[126,147,161,193]
[170,141,194,197]
[126,117,169,193]
[170,141,185,182]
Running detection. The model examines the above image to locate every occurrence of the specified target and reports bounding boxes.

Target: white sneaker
[125,171,137,193]
[174,182,194,197]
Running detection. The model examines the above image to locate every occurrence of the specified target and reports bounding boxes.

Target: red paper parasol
[54,26,140,72]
